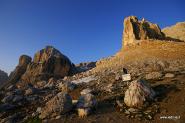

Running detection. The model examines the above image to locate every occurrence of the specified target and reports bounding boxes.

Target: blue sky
[0,0,185,74]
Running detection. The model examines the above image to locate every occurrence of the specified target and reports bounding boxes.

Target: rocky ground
[1,16,185,123]
[1,60,185,123]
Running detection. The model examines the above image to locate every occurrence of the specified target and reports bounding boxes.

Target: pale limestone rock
[124,79,155,108]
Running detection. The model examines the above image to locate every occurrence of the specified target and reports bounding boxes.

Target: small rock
[105,83,113,92]
[124,110,130,115]
[13,89,23,95]
[80,88,92,95]
[165,73,175,78]
[128,108,139,113]
[135,114,143,118]
[7,85,16,91]
[25,87,39,95]
[36,81,47,88]
[36,107,42,113]
[145,72,163,80]
[72,100,78,105]
[144,109,152,114]
[32,112,36,117]
[147,115,153,120]
[120,108,123,112]
[55,115,61,119]
[45,77,56,88]
[116,100,123,107]
[63,76,68,81]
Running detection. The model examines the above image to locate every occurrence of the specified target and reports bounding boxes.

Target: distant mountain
[162,22,185,41]
[0,69,8,84]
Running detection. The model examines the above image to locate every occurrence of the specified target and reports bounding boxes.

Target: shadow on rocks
[152,84,180,102]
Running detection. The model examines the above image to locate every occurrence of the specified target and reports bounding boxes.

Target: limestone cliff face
[122,16,165,47]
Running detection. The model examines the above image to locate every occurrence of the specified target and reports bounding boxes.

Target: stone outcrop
[122,16,165,46]
[8,55,32,83]
[21,46,75,83]
[0,69,8,84]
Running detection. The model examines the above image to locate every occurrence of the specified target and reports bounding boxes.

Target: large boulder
[21,46,75,83]
[124,79,155,108]
[8,55,32,83]
[122,16,165,46]
[39,92,73,119]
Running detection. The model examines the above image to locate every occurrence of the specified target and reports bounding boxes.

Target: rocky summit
[122,16,165,46]
[0,16,185,123]
[7,46,75,88]
[20,46,75,84]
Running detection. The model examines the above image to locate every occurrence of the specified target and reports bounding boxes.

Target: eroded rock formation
[21,46,75,83]
[8,55,32,83]
[122,16,165,47]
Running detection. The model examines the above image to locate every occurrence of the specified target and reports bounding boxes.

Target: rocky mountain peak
[122,16,165,47]
[20,46,74,83]
[33,46,62,63]
[6,46,75,86]
[19,55,32,67]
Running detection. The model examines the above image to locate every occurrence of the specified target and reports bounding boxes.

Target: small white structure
[122,74,131,82]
